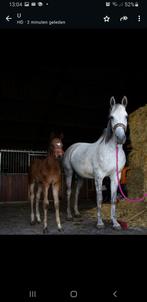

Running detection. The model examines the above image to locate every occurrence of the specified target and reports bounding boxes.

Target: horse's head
[49,134,64,159]
[105,96,128,144]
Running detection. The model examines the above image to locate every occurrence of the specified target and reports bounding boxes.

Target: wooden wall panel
[0,175,28,202]
[0,175,95,202]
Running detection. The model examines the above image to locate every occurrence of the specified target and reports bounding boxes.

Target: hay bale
[127,104,147,200]
[129,104,147,149]
[143,153,147,197]
[127,166,144,198]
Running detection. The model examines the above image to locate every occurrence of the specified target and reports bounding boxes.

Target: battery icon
[37,2,43,6]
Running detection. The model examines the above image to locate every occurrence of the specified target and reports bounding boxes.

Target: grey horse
[63,96,128,229]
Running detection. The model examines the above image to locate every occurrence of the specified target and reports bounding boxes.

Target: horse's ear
[105,119,113,143]
[110,96,116,108]
[121,96,128,107]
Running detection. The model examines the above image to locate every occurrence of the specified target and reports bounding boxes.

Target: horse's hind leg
[36,185,42,223]
[42,184,49,233]
[65,170,73,220]
[52,182,62,231]
[74,177,83,217]
[29,183,35,224]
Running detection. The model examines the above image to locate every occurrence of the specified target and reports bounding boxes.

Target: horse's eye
[110,116,114,120]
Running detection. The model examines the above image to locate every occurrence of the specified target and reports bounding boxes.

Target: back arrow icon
[6,16,12,22]
[113,290,118,298]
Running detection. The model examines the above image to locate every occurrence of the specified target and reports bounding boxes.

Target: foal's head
[49,136,64,159]
[105,96,128,144]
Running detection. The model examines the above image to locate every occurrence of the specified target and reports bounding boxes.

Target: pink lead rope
[116,144,147,202]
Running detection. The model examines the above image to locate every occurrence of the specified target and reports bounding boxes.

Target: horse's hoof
[30,220,36,225]
[74,213,81,218]
[67,216,73,221]
[97,224,105,229]
[43,227,48,234]
[37,220,41,224]
[58,227,63,232]
[113,224,121,230]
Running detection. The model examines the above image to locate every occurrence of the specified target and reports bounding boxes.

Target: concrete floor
[0,201,147,235]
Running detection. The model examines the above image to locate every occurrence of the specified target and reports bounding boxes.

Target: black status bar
[0,1,147,28]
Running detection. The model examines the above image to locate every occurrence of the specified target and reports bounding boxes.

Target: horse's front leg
[110,173,121,230]
[52,182,62,231]
[95,177,104,228]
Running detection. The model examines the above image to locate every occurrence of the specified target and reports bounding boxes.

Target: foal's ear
[59,132,64,140]
[110,96,116,108]
[121,96,128,107]
[49,131,56,141]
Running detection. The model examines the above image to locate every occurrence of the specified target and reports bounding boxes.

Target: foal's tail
[28,167,35,201]
[28,181,36,202]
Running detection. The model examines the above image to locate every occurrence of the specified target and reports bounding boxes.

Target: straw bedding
[85,200,147,227]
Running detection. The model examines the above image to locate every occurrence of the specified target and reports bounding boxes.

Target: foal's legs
[74,177,83,217]
[52,182,62,231]
[30,183,35,224]
[42,183,49,233]
[95,177,104,228]
[110,173,121,229]
[65,170,73,220]
[35,185,42,223]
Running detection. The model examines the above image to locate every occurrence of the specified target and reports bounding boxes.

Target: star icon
[103,16,110,22]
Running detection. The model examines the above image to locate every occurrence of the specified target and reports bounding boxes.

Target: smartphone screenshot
[0,1,147,301]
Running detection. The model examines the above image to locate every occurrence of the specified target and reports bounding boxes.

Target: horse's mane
[99,129,107,143]
[100,104,121,144]
[100,120,113,144]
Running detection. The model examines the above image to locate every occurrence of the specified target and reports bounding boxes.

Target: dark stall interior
[0,30,146,151]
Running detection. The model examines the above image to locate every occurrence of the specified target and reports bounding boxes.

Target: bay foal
[28,135,64,233]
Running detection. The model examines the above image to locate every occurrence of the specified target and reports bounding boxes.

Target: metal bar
[0,149,47,154]
[7,152,9,173]
[28,153,30,168]
[0,152,1,174]
[0,150,46,174]
[12,151,15,173]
